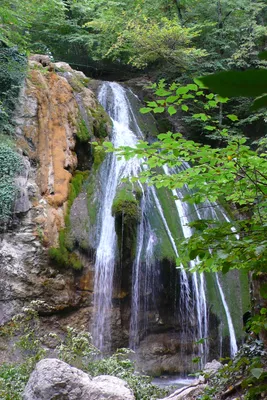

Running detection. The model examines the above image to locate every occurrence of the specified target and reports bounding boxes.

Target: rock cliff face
[0,56,110,360]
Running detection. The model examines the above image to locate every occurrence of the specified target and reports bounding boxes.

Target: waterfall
[163,165,208,365]
[93,81,239,364]
[92,82,143,350]
[215,273,238,357]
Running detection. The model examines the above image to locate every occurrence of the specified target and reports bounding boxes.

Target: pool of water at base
[152,376,197,389]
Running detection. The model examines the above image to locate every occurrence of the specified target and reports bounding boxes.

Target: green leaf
[140,107,152,114]
[195,338,205,345]
[181,104,189,112]
[187,84,198,91]
[155,89,172,97]
[153,107,165,113]
[206,93,214,100]
[251,94,267,111]
[189,249,199,260]
[198,70,267,98]
[251,368,263,379]
[227,114,239,121]
[176,86,190,95]
[208,100,217,107]
[166,96,179,103]
[147,101,158,107]
[216,95,229,103]
[168,106,176,115]
[221,262,231,274]
[204,125,216,131]
[193,113,209,122]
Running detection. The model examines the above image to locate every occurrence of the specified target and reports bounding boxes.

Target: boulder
[23,358,134,400]
[203,359,223,377]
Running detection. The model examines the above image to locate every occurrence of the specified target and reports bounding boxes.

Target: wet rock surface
[135,332,196,375]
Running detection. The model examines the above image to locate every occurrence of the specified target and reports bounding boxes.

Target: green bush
[0,46,27,134]
[0,143,22,223]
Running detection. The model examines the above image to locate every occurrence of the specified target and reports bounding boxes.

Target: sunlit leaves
[227,114,239,121]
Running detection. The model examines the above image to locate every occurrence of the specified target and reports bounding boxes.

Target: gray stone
[23,358,135,400]
[203,359,223,377]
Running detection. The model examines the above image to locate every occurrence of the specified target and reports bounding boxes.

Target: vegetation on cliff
[0,305,166,400]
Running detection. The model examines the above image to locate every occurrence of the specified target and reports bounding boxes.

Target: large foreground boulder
[23,358,134,400]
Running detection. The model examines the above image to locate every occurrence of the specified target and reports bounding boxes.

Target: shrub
[0,143,22,223]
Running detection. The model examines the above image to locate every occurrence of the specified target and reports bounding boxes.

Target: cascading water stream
[129,191,156,349]
[205,202,238,357]
[163,165,209,365]
[92,82,143,350]
[168,163,238,358]
[93,81,239,364]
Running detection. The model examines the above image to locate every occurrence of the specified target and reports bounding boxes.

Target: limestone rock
[135,332,195,375]
[203,359,223,377]
[23,358,134,400]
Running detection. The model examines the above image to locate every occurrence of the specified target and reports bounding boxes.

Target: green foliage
[200,340,267,400]
[0,307,167,400]
[0,143,22,223]
[104,17,206,69]
[93,146,105,169]
[0,303,47,400]
[0,46,27,134]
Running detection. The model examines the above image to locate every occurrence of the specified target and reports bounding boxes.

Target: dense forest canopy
[1,0,267,73]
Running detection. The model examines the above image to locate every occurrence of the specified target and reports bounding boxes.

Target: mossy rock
[89,104,112,139]
[112,185,141,224]
[112,183,142,260]
[48,171,88,271]
[76,118,91,142]
[92,145,105,169]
